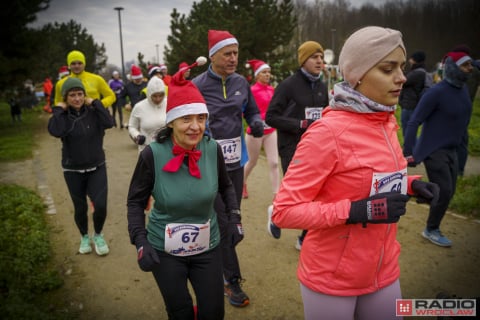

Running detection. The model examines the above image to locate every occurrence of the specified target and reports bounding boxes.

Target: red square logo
[396,299,413,316]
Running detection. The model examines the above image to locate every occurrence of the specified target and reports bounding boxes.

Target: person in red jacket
[42,76,53,112]
[272,26,440,320]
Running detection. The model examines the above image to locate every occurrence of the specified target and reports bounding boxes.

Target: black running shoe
[224,278,249,307]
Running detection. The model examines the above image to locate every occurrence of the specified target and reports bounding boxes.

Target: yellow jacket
[54,71,116,107]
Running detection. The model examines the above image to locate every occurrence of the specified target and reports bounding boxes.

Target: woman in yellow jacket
[54,50,115,108]
[272,26,440,320]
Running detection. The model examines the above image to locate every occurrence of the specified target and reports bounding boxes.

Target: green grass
[0,101,46,162]
[0,184,69,319]
[450,175,480,219]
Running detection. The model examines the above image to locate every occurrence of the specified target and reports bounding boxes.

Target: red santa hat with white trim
[247,59,270,77]
[130,65,143,80]
[166,56,208,124]
[208,30,238,57]
[58,66,69,79]
[147,64,162,78]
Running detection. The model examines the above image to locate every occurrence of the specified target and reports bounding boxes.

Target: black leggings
[151,246,224,320]
[423,148,458,231]
[215,166,244,283]
[111,101,123,126]
[63,164,108,235]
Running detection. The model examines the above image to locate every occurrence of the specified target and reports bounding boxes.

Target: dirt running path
[1,113,480,319]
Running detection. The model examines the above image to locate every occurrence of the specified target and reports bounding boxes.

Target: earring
[357,80,362,85]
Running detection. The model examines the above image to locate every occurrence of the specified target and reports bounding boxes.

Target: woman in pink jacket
[272,26,439,320]
[243,60,280,211]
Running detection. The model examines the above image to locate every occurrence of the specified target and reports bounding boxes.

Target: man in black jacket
[399,51,433,138]
[265,41,329,248]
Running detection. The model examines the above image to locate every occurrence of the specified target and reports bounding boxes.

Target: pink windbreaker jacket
[273,106,412,296]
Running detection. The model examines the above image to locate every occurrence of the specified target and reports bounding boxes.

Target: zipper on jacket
[222,79,227,99]
[381,123,401,170]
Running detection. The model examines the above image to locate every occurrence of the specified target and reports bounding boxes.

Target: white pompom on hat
[166,57,208,124]
[208,30,238,57]
[339,26,405,88]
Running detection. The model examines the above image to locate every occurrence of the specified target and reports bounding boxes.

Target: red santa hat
[147,64,162,78]
[166,57,208,124]
[58,66,69,79]
[444,51,472,66]
[208,30,238,57]
[247,59,270,77]
[130,65,143,80]
[178,62,189,71]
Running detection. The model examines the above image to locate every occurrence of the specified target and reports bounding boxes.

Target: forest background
[0,0,479,95]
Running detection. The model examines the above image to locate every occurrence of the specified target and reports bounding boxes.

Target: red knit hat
[208,30,238,57]
[444,51,472,66]
[166,57,208,124]
[58,66,69,79]
[130,65,143,80]
[247,59,270,77]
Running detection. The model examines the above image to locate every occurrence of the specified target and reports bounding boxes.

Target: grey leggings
[300,279,402,320]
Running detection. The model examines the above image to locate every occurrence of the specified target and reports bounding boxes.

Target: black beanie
[410,51,426,63]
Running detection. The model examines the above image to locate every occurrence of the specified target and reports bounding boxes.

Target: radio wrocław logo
[396,299,476,317]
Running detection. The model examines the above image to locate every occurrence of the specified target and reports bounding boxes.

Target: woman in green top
[127,59,241,320]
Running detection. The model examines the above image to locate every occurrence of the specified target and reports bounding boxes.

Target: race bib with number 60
[370,169,407,196]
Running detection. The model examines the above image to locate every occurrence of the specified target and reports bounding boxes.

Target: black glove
[347,192,410,226]
[136,135,146,145]
[250,121,264,138]
[300,119,315,129]
[411,180,440,206]
[228,210,244,246]
[135,237,160,272]
[405,155,417,167]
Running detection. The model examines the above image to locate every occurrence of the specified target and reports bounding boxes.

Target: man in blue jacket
[193,29,263,308]
[403,51,473,247]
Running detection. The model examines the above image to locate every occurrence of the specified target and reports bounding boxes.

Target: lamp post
[323,49,334,91]
[156,44,159,64]
[331,28,336,63]
[114,7,125,79]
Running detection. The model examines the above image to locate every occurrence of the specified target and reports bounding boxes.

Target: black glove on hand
[136,135,146,145]
[348,192,410,226]
[411,180,440,206]
[300,119,315,129]
[135,237,160,272]
[405,155,417,167]
[250,121,264,138]
[228,210,244,246]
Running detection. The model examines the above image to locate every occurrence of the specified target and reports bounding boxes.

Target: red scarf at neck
[162,143,202,178]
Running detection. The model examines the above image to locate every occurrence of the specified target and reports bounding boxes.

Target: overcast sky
[30,0,386,68]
